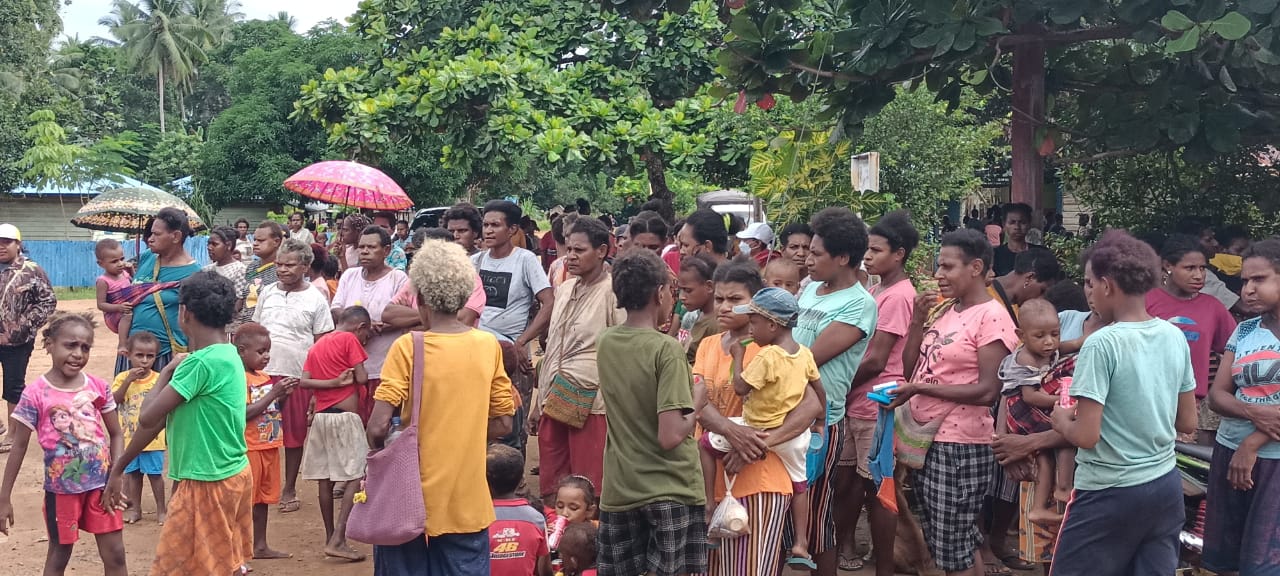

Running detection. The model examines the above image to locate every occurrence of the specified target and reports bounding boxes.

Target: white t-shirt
[253,283,335,377]
[290,227,315,246]
[331,267,410,378]
[471,247,551,342]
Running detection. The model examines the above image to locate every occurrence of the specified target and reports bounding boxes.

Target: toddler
[558,522,599,576]
[702,287,825,569]
[111,331,167,525]
[95,238,133,345]
[997,299,1070,524]
[764,258,803,296]
[0,312,127,575]
[236,322,295,561]
[487,444,550,576]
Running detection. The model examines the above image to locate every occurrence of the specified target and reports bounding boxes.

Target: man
[287,212,314,245]
[393,219,410,253]
[371,211,408,271]
[0,223,56,453]
[236,221,283,327]
[474,201,554,452]
[992,203,1040,276]
[736,222,779,269]
[444,203,483,255]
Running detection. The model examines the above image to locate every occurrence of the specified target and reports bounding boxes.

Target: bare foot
[324,544,367,562]
[123,508,142,524]
[1027,507,1064,526]
[253,547,292,560]
[157,510,166,525]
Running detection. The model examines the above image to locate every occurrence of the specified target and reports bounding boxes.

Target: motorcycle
[1175,442,1212,571]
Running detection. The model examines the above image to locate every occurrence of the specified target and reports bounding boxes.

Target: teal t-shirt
[130,251,201,355]
[793,281,877,424]
[1216,317,1280,459]
[1070,319,1196,490]
[167,343,249,481]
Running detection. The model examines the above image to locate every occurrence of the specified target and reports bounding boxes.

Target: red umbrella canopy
[284,161,412,210]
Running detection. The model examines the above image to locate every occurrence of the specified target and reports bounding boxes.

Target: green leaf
[1166,111,1200,144]
[1219,66,1238,92]
[1241,0,1279,13]
[1161,10,1195,32]
[972,17,1005,36]
[730,14,762,43]
[1166,26,1201,53]
[1208,12,1252,40]
[910,27,944,48]
[1254,45,1280,65]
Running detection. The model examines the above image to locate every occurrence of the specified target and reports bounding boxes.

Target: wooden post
[1011,34,1045,212]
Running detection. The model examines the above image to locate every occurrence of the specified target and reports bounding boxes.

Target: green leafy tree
[99,0,211,132]
[11,110,87,190]
[647,0,1280,213]
[142,129,204,186]
[294,0,727,221]
[0,0,63,192]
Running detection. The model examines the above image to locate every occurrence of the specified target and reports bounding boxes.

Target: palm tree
[272,11,298,30]
[99,0,209,132]
[187,0,244,49]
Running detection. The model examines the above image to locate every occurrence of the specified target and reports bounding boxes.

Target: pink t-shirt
[909,299,1018,444]
[391,273,487,325]
[1145,289,1236,397]
[97,272,132,293]
[11,374,117,494]
[848,278,915,420]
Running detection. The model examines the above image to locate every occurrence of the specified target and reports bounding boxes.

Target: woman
[892,229,1018,576]
[235,218,254,261]
[367,238,516,575]
[1204,239,1280,576]
[526,218,623,500]
[331,225,410,418]
[310,243,333,302]
[333,214,372,272]
[115,208,201,375]
[0,223,56,452]
[1147,234,1236,446]
[204,225,248,319]
[694,260,824,576]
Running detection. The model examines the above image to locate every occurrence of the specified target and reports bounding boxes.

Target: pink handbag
[346,331,428,546]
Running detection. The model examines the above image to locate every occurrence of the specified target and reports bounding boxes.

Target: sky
[59,0,364,41]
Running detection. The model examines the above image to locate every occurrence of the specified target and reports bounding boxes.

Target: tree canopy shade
[293,0,726,220]
[642,0,1280,211]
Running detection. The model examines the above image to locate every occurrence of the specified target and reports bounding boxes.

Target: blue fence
[25,237,211,287]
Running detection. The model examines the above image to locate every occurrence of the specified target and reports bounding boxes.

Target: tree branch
[997,25,1135,49]
[1055,147,1156,165]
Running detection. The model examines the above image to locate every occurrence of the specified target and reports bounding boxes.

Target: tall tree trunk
[641,147,674,223]
[1011,30,1045,213]
[158,64,166,133]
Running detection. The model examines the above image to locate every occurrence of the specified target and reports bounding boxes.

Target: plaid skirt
[910,442,995,573]
[599,501,708,576]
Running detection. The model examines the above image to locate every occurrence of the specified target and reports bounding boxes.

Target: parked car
[410,206,450,231]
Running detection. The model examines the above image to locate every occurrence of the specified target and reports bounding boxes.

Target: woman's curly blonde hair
[408,239,475,314]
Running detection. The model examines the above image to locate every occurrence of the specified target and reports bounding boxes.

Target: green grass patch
[54,287,98,301]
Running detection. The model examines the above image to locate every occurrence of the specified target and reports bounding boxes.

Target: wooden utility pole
[1010,32,1045,212]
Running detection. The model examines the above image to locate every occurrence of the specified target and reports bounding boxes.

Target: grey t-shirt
[471,247,551,342]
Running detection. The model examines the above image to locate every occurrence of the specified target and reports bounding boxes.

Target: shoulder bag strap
[991,281,1020,328]
[150,258,187,353]
[409,331,425,426]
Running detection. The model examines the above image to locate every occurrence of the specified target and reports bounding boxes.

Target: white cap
[736,222,774,245]
[0,224,20,241]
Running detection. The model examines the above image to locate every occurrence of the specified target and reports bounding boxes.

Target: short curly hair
[42,311,97,348]
[1243,238,1280,272]
[1160,234,1207,265]
[1083,229,1160,296]
[612,249,669,311]
[712,258,764,295]
[810,207,869,262]
[408,239,475,314]
[868,210,920,260]
[941,229,993,273]
[179,271,238,329]
[443,203,483,235]
[277,238,314,267]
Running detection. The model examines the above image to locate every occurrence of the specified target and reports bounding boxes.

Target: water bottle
[547,514,569,551]
[1058,377,1076,408]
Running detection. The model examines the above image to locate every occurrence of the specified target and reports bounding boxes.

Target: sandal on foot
[999,553,1035,571]
[278,499,300,513]
[985,561,1014,576]
[787,555,818,570]
[838,556,864,571]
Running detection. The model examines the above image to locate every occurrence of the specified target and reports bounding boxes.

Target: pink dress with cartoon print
[11,374,117,494]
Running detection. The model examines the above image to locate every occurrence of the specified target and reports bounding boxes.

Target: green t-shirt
[794,281,878,424]
[1070,319,1196,491]
[167,343,249,481]
[597,325,705,512]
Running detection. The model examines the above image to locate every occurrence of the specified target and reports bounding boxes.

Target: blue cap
[732,287,799,327]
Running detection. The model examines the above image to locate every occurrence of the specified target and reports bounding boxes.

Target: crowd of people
[0,196,1275,576]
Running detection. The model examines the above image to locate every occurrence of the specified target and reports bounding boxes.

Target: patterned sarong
[104,281,180,334]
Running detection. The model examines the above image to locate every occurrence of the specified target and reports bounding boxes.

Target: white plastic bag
[707,473,750,540]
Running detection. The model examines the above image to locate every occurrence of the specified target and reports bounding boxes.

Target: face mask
[738,241,751,255]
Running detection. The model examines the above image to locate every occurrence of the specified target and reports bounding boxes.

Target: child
[674,253,718,364]
[702,286,824,569]
[764,257,803,296]
[596,249,706,576]
[558,522,599,576]
[299,306,371,562]
[235,322,295,561]
[553,475,598,526]
[95,238,133,347]
[0,312,127,575]
[488,444,550,576]
[105,271,253,575]
[111,331,167,525]
[204,226,248,329]
[996,299,1070,524]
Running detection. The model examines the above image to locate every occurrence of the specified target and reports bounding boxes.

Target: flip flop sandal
[838,556,864,571]
[278,499,301,513]
[985,560,1014,576]
[999,553,1036,571]
[0,440,12,454]
[787,556,818,570]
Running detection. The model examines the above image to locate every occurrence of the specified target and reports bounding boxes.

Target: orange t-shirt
[245,371,283,450]
[692,334,793,500]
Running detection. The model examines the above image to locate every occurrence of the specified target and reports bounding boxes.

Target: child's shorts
[300,410,367,482]
[43,489,124,544]
[702,416,810,491]
[599,501,707,576]
[124,450,165,476]
[247,447,282,505]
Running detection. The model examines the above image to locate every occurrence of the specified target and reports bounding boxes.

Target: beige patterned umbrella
[71,186,206,233]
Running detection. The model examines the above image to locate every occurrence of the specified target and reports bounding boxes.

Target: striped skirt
[709,492,791,576]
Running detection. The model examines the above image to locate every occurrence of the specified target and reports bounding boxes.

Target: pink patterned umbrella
[283,161,412,210]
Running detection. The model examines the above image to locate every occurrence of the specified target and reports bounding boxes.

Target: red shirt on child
[490,498,549,576]
[302,331,368,412]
